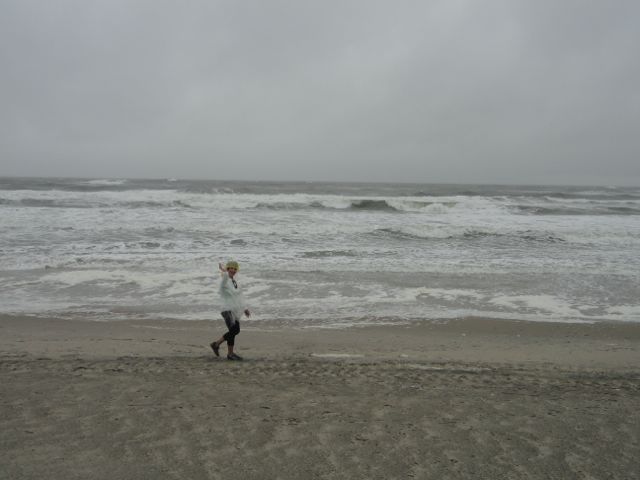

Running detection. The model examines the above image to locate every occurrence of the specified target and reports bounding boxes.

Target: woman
[210,260,250,360]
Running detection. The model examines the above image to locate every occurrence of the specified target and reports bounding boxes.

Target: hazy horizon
[2,171,638,189]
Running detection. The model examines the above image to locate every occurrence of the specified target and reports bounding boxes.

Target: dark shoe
[227,353,243,361]
[210,342,220,357]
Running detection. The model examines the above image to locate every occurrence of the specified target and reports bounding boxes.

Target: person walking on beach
[210,260,250,361]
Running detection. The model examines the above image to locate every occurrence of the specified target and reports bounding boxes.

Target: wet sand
[1,315,639,479]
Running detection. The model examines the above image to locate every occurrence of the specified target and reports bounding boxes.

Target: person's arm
[218,264,229,288]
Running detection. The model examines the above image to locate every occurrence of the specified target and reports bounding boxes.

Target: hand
[218,262,226,272]
[244,309,251,318]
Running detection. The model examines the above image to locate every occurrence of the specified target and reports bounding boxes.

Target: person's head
[226,260,239,277]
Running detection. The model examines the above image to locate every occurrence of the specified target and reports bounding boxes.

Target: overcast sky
[1,0,639,186]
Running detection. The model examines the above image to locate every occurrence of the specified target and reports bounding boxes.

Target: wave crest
[370,227,566,243]
[350,199,399,212]
[515,204,640,216]
[301,250,358,258]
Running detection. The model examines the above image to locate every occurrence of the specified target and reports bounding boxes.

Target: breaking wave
[0,198,95,209]
[370,227,566,243]
[253,201,328,210]
[514,204,640,216]
[349,199,399,212]
[370,228,429,241]
[301,250,358,258]
[0,197,195,209]
[252,198,457,213]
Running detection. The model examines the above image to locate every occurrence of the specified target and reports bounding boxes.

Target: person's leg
[214,311,242,359]
[225,320,240,358]
[211,311,233,356]
[222,318,241,359]
[210,335,224,356]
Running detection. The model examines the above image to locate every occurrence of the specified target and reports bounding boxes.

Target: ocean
[1,177,639,326]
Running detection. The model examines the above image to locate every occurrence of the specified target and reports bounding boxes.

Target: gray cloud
[1,0,639,185]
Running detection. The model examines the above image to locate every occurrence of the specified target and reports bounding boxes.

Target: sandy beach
[1,315,639,479]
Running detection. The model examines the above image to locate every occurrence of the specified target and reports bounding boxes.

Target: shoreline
[1,313,639,369]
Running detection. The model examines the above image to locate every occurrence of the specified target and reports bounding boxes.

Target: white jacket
[218,272,246,317]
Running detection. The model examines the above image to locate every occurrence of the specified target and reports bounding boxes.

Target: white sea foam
[604,305,640,322]
[489,294,585,318]
[42,269,128,286]
[83,179,128,186]
[419,289,486,302]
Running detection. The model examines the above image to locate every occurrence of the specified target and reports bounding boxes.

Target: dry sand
[1,314,639,479]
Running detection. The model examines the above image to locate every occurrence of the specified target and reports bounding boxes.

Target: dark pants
[221,311,240,346]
